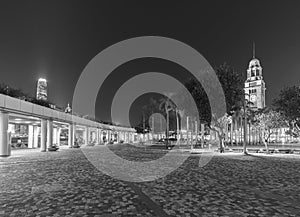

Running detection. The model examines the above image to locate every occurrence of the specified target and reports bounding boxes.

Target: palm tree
[175,108,180,140]
[159,96,175,148]
[177,109,185,143]
[247,108,257,145]
[242,97,255,155]
[232,109,242,146]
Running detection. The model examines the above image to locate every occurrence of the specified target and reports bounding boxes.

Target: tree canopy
[254,108,286,141]
[273,85,300,136]
[184,62,245,124]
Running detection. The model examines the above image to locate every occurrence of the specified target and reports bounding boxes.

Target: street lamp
[243,92,253,155]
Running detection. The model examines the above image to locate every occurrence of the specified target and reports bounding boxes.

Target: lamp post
[243,99,248,154]
[243,93,252,155]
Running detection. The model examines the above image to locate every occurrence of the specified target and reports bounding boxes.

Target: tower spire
[252,42,255,58]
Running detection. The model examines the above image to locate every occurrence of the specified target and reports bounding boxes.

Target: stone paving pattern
[0,144,300,216]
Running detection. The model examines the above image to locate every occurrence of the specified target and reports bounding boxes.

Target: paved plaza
[0,145,300,217]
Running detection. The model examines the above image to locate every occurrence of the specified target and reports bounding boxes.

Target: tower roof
[249,58,261,68]
[248,42,261,68]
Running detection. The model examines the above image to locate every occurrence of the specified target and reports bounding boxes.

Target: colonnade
[0,111,136,157]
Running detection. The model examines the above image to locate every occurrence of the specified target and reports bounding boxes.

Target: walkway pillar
[107,130,111,142]
[99,129,102,143]
[53,128,57,146]
[40,119,47,152]
[117,131,121,143]
[47,119,53,148]
[28,125,34,148]
[99,130,102,143]
[96,128,99,144]
[33,126,39,148]
[84,126,88,145]
[0,111,10,157]
[68,124,73,148]
[57,128,61,146]
[72,125,76,146]
[126,132,128,143]
[201,123,205,148]
[186,116,190,145]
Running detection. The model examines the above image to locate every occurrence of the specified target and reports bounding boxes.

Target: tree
[137,63,245,152]
[210,113,231,152]
[0,83,28,99]
[273,86,300,138]
[241,98,256,154]
[184,63,245,152]
[254,108,286,152]
[177,108,185,141]
[159,95,176,148]
[0,83,55,108]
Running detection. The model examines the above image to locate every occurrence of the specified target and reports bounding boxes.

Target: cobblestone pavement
[0,144,300,217]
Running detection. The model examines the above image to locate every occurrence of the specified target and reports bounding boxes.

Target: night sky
[1,0,300,125]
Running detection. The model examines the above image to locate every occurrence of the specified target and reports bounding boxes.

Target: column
[84,126,88,145]
[28,125,34,148]
[116,131,119,143]
[107,130,111,142]
[33,126,39,148]
[194,120,198,147]
[72,125,76,146]
[40,119,47,152]
[57,128,61,146]
[68,124,73,148]
[99,130,103,143]
[96,128,99,144]
[47,119,53,148]
[0,111,9,157]
[103,130,106,143]
[53,128,57,146]
[105,130,108,143]
[186,116,189,145]
[100,130,103,143]
[201,123,205,148]
[230,121,233,146]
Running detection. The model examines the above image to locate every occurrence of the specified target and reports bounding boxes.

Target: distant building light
[36,78,48,101]
[38,78,47,82]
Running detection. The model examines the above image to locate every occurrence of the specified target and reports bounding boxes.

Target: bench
[48,146,59,151]
[278,149,294,154]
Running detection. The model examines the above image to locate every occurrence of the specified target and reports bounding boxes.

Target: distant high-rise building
[244,44,266,109]
[36,78,47,101]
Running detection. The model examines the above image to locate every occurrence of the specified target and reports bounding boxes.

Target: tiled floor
[0,144,299,216]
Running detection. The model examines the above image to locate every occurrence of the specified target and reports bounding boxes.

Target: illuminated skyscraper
[36,78,48,101]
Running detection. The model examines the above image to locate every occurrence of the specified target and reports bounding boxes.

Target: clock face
[250,94,257,102]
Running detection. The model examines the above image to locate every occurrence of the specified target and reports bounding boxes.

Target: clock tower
[244,44,266,109]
